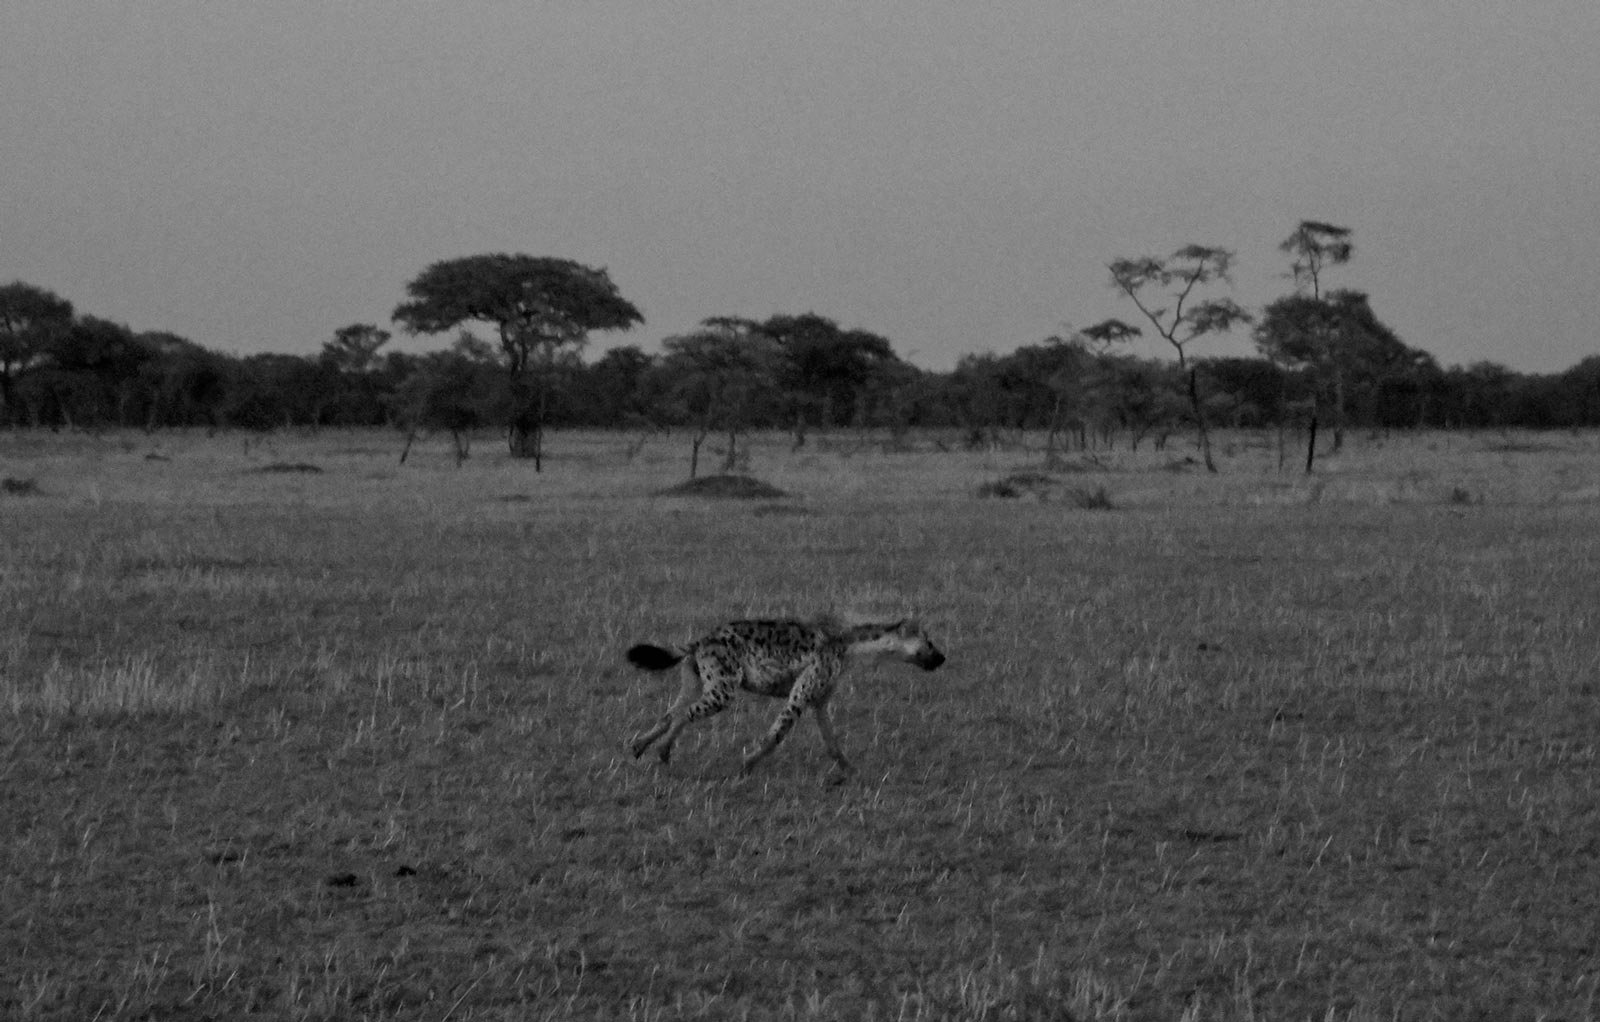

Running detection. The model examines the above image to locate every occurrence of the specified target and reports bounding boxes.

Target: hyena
[625,617,945,776]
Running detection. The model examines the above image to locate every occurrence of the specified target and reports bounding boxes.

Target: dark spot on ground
[2,477,41,495]
[655,474,788,499]
[251,462,324,474]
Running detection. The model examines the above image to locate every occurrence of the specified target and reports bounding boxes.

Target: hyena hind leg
[629,664,702,759]
[655,683,736,764]
[629,717,671,759]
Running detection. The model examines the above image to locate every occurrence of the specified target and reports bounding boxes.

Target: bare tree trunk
[1276,363,1288,473]
[0,368,14,428]
[399,428,418,464]
[534,368,549,471]
[506,347,548,470]
[1187,367,1217,473]
[1305,412,1319,473]
[1044,394,1063,465]
[689,425,708,478]
[1331,368,1346,453]
[508,421,539,462]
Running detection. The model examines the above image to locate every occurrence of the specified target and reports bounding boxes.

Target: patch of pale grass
[4,653,232,715]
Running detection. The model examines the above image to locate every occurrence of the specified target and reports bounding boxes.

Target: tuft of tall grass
[3,653,232,715]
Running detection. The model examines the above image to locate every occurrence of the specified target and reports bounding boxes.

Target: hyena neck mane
[820,618,912,655]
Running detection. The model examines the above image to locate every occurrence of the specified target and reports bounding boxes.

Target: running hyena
[625,617,945,776]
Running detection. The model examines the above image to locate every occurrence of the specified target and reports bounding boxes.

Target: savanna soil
[3,427,1599,1021]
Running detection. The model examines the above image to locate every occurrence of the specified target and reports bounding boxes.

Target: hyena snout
[912,643,946,671]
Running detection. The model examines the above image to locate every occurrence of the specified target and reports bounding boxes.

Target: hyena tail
[626,643,686,672]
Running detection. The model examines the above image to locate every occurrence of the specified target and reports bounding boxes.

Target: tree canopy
[1107,244,1253,470]
[1280,221,1354,298]
[392,254,642,463]
[392,254,642,356]
[0,281,76,425]
[760,313,902,443]
[660,318,783,476]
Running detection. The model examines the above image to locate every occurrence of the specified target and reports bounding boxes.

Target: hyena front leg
[741,699,805,775]
[741,663,830,774]
[812,699,854,776]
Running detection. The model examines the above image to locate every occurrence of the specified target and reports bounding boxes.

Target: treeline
[2,295,1594,436]
[3,241,1596,459]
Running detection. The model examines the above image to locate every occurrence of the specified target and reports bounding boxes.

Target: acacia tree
[1256,288,1422,463]
[1280,220,1352,301]
[390,335,501,466]
[759,313,900,448]
[322,323,390,374]
[1279,221,1352,455]
[579,345,658,428]
[1257,221,1372,459]
[33,316,153,428]
[1106,246,1252,471]
[1062,319,1146,450]
[1014,333,1104,456]
[135,333,228,429]
[392,254,642,468]
[1099,355,1189,450]
[658,318,782,478]
[0,282,75,426]
[313,324,392,425]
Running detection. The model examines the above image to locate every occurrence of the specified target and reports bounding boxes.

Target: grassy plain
[3,426,1599,1021]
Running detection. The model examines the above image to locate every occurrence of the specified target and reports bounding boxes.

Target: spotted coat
[625,618,945,776]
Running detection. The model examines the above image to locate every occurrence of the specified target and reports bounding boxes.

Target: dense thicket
[1,278,1595,441]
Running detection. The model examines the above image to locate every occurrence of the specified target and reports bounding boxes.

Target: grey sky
[5,2,1597,372]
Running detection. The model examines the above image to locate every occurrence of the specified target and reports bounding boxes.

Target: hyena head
[847,619,946,671]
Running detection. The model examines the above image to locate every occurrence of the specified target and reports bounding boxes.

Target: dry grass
[3,426,1600,1020]
[655,474,789,500]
